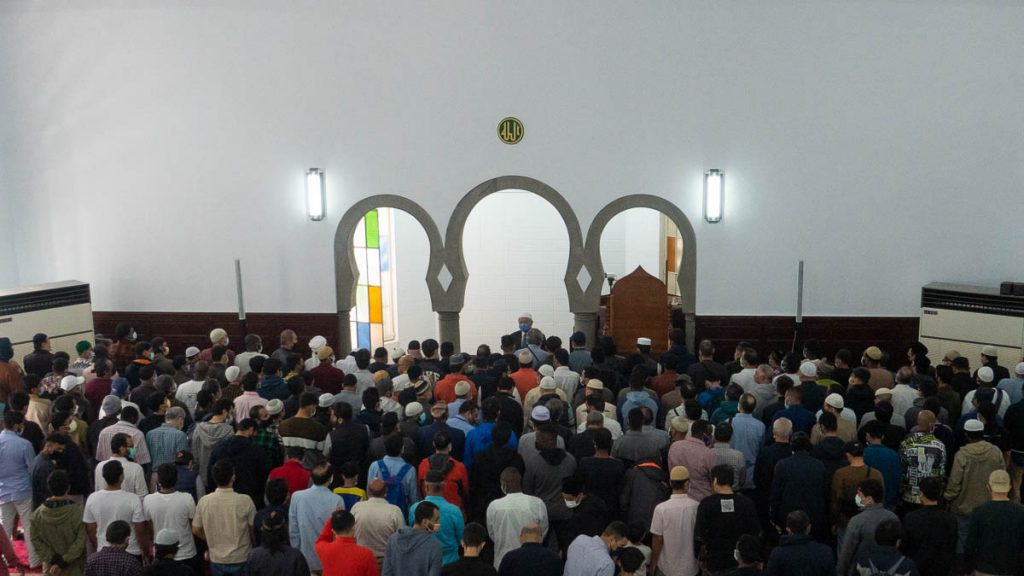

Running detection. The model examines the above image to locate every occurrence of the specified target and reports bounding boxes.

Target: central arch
[440,176,587,351]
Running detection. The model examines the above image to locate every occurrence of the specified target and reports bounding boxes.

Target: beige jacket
[944,440,1004,515]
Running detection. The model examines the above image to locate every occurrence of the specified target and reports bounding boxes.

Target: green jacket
[30,498,86,576]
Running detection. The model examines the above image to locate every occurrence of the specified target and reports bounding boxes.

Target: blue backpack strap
[377,460,392,482]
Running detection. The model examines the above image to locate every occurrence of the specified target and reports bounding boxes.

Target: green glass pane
[365,210,379,248]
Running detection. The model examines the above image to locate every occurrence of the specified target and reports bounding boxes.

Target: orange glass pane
[368,285,383,323]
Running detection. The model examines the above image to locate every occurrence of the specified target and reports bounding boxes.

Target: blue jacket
[259,375,289,401]
[772,405,816,437]
[463,421,517,470]
[863,444,902,508]
[619,391,659,425]
[766,533,835,576]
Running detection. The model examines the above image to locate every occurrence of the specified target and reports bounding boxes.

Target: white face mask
[564,498,580,509]
[855,494,865,508]
[224,337,230,346]
[734,549,741,563]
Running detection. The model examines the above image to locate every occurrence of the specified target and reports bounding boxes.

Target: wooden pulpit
[606,266,669,354]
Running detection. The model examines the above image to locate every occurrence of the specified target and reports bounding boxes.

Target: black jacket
[771,452,827,539]
[328,421,371,487]
[208,435,271,507]
[900,506,957,576]
[23,350,54,378]
[766,533,835,576]
[469,446,524,523]
[619,462,670,528]
[497,542,562,576]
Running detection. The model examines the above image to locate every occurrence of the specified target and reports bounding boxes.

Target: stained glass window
[351,208,397,350]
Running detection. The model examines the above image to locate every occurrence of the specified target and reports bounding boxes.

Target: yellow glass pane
[368,285,383,323]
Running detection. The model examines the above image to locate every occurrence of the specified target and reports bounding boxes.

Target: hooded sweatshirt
[944,440,1005,515]
[30,498,86,576]
[191,421,234,486]
[382,526,443,576]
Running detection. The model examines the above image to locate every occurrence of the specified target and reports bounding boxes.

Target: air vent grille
[0,284,91,316]
[921,283,1024,318]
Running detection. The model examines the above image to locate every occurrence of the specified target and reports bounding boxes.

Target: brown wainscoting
[694,315,920,369]
[93,311,920,369]
[92,311,339,360]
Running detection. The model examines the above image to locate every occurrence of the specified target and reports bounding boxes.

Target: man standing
[649,466,700,576]
[441,522,495,576]
[234,335,267,377]
[486,467,548,569]
[770,433,827,541]
[144,464,198,573]
[497,523,561,576]
[695,465,760,575]
[898,410,946,511]
[290,464,344,576]
[765,511,834,576]
[84,461,151,565]
[381,501,443,576]
[146,407,189,476]
[30,470,86,576]
[350,479,406,566]
[964,469,1024,576]
[94,433,148,498]
[409,470,464,566]
[944,418,1005,551]
[0,411,38,569]
[193,460,257,576]
[23,333,54,378]
[667,420,717,501]
[836,479,898,576]
[730,393,765,491]
[900,476,958,576]
[207,419,271,506]
[315,509,379,576]
[563,521,629,576]
[85,521,143,576]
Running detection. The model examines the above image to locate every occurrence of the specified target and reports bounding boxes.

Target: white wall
[599,208,663,295]
[391,209,436,345]
[2,1,1023,318]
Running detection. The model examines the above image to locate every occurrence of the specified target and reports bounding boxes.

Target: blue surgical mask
[519,323,530,333]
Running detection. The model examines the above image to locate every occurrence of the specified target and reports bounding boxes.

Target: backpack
[427,453,466,501]
[376,460,413,514]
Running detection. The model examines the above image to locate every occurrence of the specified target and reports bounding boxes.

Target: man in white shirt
[143,463,198,569]
[729,349,759,395]
[94,433,148,498]
[84,460,151,561]
[175,362,209,416]
[890,366,920,418]
[649,466,700,576]
[234,335,268,377]
[486,467,549,569]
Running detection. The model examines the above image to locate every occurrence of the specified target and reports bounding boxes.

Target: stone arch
[582,194,698,347]
[333,194,445,354]
[440,176,587,351]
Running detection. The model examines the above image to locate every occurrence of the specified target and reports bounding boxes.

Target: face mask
[500,484,508,495]
[257,346,263,354]
[519,323,530,333]
[131,331,138,341]
[224,337,230,346]
[128,447,136,460]
[855,494,864,508]
[564,498,580,509]
[149,353,155,360]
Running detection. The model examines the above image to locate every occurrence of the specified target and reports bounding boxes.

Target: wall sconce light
[703,169,724,223]
[306,168,325,221]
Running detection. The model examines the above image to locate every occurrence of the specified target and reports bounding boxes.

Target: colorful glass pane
[370,324,383,349]
[368,285,383,323]
[367,248,381,285]
[365,210,379,248]
[357,322,371,350]
[354,247,368,286]
[353,218,366,248]
[356,285,370,323]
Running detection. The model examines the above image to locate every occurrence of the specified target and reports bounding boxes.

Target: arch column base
[573,311,599,346]
[337,310,352,356]
[438,311,461,352]
[685,312,696,352]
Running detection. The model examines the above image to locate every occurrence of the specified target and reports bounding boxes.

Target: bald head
[520,523,544,544]
[367,479,387,498]
[917,409,936,432]
[773,417,793,441]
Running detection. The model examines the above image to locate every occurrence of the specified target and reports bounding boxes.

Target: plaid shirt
[84,547,142,576]
[254,423,282,467]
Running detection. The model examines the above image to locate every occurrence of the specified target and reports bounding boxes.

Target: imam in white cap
[637,337,652,346]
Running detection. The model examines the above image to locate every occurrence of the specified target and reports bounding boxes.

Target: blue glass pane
[357,322,371,350]
[379,236,390,273]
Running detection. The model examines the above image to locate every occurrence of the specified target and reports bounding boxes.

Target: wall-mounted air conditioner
[919,282,1024,365]
[0,281,95,361]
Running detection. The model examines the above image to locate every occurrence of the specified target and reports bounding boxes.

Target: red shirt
[315,520,380,576]
[310,363,346,395]
[85,377,113,410]
[649,370,679,398]
[433,374,475,404]
[416,455,469,515]
[268,460,310,497]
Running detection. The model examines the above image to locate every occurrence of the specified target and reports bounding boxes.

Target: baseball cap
[60,375,84,392]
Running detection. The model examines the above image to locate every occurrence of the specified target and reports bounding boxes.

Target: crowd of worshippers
[0,317,1024,576]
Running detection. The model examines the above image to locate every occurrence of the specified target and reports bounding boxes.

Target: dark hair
[725,383,743,402]
[626,521,647,543]
[265,478,289,507]
[791,432,811,452]
[134,341,152,357]
[851,367,871,384]
[8,391,29,412]
[139,365,156,381]
[918,476,943,501]
[105,520,132,546]
[147,391,167,412]
[236,418,258,432]
[818,411,837,432]
[684,398,702,421]
[462,522,488,547]
[874,519,903,547]
[384,434,404,457]
[491,421,512,446]
[619,547,645,572]
[554,349,570,366]
[362,387,380,410]
[263,357,283,375]
[47,469,70,496]
[354,349,371,370]
[157,463,178,489]
[714,421,733,442]
[736,534,761,564]
[627,407,644,431]
[260,509,290,552]
[414,500,439,525]
[102,460,124,486]
[249,355,266,376]
[433,430,452,450]
[952,356,969,370]
[110,433,131,455]
[331,509,356,533]
[3,410,24,429]
[786,510,809,534]
[859,478,885,501]
[212,460,234,487]
[593,427,613,451]
[120,405,140,424]
[299,392,318,408]
[740,393,757,414]
[602,521,628,540]
[710,464,735,487]
[340,461,360,479]
[52,356,69,373]
[333,400,353,421]
[311,465,333,486]
[481,398,500,421]
[775,375,794,396]
[459,400,478,415]
[242,372,259,391]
